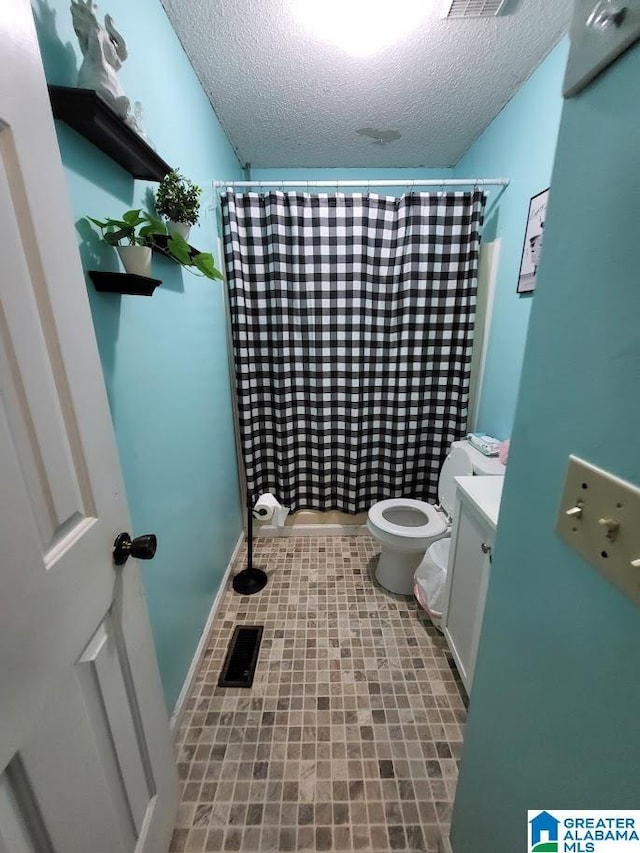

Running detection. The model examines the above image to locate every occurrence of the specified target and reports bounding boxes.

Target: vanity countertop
[454,475,504,529]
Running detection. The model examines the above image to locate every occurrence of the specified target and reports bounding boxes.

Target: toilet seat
[368,498,448,540]
[367,439,493,596]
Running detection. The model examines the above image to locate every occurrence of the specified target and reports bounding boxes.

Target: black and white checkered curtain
[222,190,485,513]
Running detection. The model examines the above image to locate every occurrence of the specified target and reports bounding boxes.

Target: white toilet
[367,439,503,595]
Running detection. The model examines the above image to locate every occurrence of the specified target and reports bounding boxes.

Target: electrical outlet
[556,455,640,605]
[564,0,640,97]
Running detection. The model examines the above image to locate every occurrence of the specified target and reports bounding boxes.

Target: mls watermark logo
[528,811,640,852]
[530,811,560,852]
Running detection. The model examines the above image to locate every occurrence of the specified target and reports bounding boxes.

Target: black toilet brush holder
[232,499,267,595]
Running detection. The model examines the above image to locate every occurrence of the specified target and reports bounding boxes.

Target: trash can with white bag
[413,537,451,631]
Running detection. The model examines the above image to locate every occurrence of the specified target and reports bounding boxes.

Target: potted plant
[87,209,158,277]
[155,170,202,240]
[88,209,225,282]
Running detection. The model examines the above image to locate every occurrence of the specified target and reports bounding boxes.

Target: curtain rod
[213,178,509,189]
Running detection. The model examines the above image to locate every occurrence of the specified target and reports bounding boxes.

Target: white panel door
[0,2,178,851]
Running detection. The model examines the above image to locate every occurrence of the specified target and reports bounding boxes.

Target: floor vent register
[217,625,264,688]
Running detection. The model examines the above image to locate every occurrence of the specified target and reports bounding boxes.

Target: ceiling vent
[441,0,507,18]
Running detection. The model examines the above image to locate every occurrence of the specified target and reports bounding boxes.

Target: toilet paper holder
[252,493,289,526]
[231,495,269,596]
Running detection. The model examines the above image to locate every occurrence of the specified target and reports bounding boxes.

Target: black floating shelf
[48,86,172,181]
[148,233,199,263]
[88,270,162,297]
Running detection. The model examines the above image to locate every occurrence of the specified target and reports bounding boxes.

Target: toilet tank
[451,440,505,476]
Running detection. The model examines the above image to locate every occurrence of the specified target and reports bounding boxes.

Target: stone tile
[388,825,406,851]
[172,535,465,853]
[205,828,224,851]
[170,829,189,852]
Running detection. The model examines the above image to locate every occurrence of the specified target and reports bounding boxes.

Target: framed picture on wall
[517,188,549,294]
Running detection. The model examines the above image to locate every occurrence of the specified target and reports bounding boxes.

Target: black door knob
[113,532,157,566]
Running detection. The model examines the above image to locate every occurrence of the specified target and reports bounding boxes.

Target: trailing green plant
[86,209,223,281]
[87,208,160,246]
[162,232,223,281]
[155,170,202,225]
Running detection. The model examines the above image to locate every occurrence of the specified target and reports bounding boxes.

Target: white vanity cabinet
[442,476,504,693]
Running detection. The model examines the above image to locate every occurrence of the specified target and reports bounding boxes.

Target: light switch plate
[563,0,640,97]
[556,455,640,605]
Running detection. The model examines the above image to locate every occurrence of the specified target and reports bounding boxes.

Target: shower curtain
[221,190,486,513]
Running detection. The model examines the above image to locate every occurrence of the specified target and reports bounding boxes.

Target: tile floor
[171,535,467,853]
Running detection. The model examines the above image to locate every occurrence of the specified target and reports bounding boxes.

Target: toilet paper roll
[253,493,289,526]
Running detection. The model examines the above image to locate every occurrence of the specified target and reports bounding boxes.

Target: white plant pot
[117,245,152,277]
[166,220,191,241]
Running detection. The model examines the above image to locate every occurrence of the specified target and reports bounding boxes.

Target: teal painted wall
[454,40,568,440]
[451,44,640,853]
[33,0,243,710]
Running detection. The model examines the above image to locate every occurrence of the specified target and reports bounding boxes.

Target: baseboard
[169,531,244,733]
[255,523,369,537]
[439,833,453,853]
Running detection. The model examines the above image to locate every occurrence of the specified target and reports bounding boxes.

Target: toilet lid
[368,498,447,539]
[438,446,474,516]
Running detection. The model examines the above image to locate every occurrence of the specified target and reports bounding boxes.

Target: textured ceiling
[159,0,572,168]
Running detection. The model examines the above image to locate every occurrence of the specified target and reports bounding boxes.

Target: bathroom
[5,0,640,851]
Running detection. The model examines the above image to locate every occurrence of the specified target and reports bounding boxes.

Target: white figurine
[70,0,144,135]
